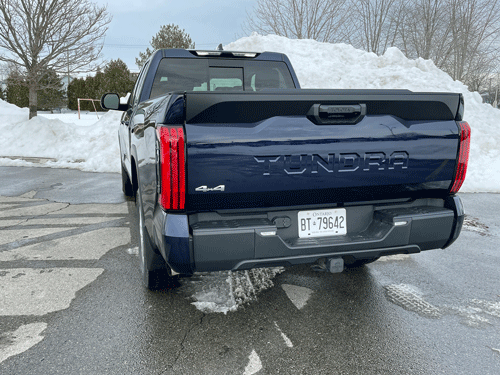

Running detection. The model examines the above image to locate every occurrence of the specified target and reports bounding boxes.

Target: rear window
[149,58,295,98]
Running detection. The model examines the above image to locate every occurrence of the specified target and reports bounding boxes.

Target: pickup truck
[101,48,470,290]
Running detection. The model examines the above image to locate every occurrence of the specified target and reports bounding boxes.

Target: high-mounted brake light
[157,126,186,210]
[195,51,222,56]
[232,52,257,57]
[449,121,471,194]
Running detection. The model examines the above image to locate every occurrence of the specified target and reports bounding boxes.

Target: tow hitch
[312,257,344,273]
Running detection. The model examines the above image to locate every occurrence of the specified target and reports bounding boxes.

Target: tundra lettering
[255,152,409,175]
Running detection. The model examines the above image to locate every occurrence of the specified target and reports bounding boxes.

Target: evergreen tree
[37,69,65,111]
[103,59,134,97]
[6,70,29,108]
[67,77,87,110]
[6,68,64,110]
[136,24,195,68]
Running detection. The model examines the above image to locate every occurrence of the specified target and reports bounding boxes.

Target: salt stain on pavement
[0,227,130,261]
[0,268,103,316]
[0,322,47,364]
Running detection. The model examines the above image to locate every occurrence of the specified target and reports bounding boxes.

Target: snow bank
[226,34,500,193]
[0,102,121,173]
[0,98,29,123]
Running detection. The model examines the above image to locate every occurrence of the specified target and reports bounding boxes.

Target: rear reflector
[157,126,186,210]
[450,121,471,194]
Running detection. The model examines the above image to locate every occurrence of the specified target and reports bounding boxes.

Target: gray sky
[99,0,257,71]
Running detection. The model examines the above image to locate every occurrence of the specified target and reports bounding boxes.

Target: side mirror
[101,93,128,111]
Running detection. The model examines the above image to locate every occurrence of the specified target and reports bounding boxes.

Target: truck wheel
[136,187,168,290]
[121,164,134,197]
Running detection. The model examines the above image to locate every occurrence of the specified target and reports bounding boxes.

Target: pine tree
[68,77,87,110]
[103,59,134,97]
[37,69,65,111]
[136,24,195,68]
[6,70,29,108]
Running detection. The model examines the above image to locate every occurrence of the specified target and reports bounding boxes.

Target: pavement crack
[0,200,70,230]
[0,217,128,252]
[162,312,206,373]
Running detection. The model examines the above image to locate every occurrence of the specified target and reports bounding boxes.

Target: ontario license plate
[298,208,347,238]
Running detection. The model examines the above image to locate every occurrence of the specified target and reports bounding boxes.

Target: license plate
[298,208,347,238]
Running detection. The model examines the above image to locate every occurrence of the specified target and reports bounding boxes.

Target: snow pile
[181,268,284,314]
[0,101,121,173]
[226,33,500,193]
[0,98,29,124]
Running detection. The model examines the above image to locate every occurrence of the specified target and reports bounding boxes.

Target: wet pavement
[0,166,499,374]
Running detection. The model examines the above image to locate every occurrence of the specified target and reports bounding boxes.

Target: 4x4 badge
[195,185,225,192]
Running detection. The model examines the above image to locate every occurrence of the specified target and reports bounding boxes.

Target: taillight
[157,126,186,210]
[449,121,471,194]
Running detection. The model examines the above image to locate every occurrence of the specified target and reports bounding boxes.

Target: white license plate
[298,208,347,238]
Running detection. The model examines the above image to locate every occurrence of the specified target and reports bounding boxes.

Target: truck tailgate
[183,90,461,211]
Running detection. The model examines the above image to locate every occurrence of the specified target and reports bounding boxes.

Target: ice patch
[376,254,412,262]
[184,268,284,314]
[443,299,500,327]
[385,284,441,318]
[471,299,500,318]
[126,246,139,256]
[0,323,47,363]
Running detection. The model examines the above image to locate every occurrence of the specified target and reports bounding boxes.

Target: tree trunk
[28,82,37,119]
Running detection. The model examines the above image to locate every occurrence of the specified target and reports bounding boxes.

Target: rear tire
[136,187,170,290]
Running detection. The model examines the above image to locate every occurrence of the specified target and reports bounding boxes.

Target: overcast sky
[98,0,257,71]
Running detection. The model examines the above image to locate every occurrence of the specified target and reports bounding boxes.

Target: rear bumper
[154,196,464,274]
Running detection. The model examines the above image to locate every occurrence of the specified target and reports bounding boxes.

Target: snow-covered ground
[0,105,122,173]
[1,34,499,192]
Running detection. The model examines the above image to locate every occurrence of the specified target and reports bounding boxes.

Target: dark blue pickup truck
[101,48,470,290]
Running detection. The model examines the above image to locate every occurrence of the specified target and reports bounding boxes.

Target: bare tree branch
[0,0,111,118]
[243,0,349,43]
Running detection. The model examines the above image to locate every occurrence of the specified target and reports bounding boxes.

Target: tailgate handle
[307,104,366,125]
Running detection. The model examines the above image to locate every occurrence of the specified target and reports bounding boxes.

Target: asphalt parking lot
[0,166,499,374]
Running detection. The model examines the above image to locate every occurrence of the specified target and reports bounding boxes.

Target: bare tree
[348,0,405,54]
[243,0,349,43]
[0,0,111,118]
[398,0,450,62]
[445,0,500,85]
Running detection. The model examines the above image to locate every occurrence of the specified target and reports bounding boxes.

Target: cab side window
[131,62,150,107]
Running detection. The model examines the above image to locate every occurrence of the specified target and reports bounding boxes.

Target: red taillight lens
[157,126,186,210]
[450,121,471,194]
